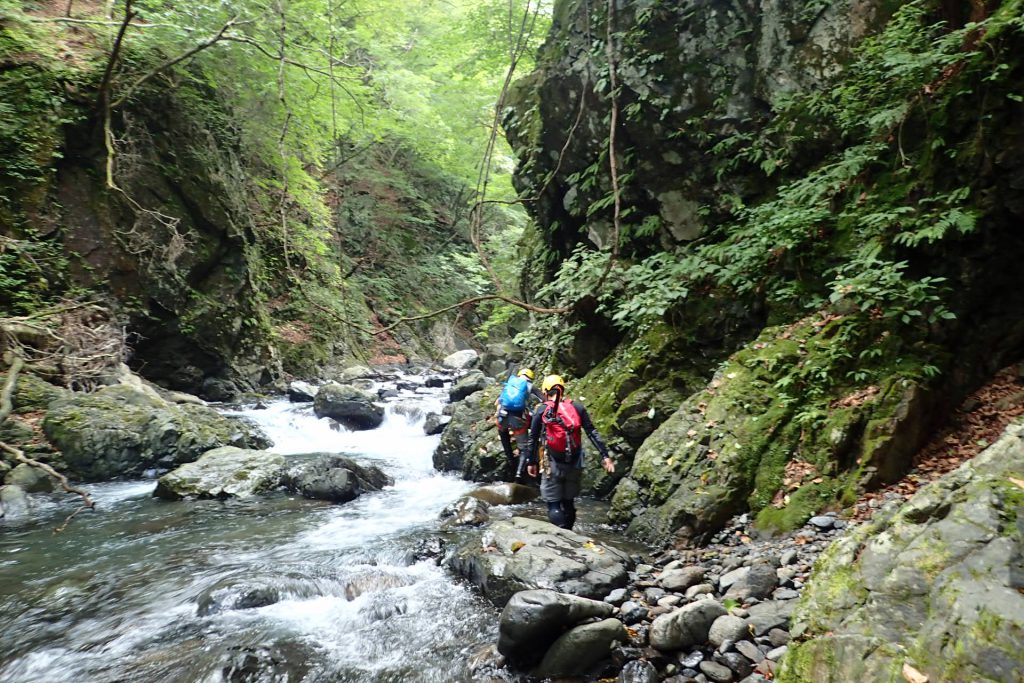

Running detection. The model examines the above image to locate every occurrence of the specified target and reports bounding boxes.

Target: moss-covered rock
[432,386,510,482]
[780,421,1024,683]
[154,446,285,500]
[609,316,941,545]
[42,384,270,481]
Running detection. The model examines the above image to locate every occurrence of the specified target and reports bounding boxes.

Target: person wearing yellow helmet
[494,367,543,480]
[524,374,615,530]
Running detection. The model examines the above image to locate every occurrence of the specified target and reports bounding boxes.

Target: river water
[0,381,511,683]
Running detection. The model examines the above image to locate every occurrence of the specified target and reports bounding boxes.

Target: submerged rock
[282,454,393,503]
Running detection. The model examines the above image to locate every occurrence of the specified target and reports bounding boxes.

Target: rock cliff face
[505,0,1024,545]
[505,0,893,265]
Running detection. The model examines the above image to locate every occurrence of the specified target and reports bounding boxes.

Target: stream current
[0,379,507,683]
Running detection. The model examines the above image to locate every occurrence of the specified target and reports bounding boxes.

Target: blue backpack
[499,375,530,411]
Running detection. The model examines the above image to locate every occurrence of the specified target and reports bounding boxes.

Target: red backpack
[541,399,582,462]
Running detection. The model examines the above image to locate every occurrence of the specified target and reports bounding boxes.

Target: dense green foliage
[0,0,550,376]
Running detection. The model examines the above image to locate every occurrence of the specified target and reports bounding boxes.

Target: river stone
[197,579,281,615]
[659,566,705,591]
[281,454,392,503]
[423,412,449,435]
[313,383,384,430]
[708,614,749,647]
[782,423,1024,682]
[618,658,659,683]
[440,495,492,527]
[534,617,627,678]
[4,463,54,493]
[725,562,778,601]
[338,365,375,382]
[43,384,270,481]
[449,370,488,402]
[449,516,631,607]
[467,482,539,506]
[442,350,479,369]
[287,381,317,402]
[650,599,728,651]
[700,660,734,682]
[0,484,30,520]
[154,447,285,499]
[497,589,615,666]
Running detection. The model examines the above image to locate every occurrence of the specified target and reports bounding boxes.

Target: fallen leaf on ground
[510,541,525,553]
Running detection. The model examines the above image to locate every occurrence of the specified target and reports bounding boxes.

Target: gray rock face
[447,516,632,607]
[497,589,615,666]
[442,350,479,370]
[448,370,488,402]
[313,383,384,430]
[287,381,317,402]
[534,617,627,678]
[432,386,509,482]
[154,447,285,499]
[783,423,1024,682]
[43,384,270,481]
[423,412,449,435]
[649,599,728,651]
[4,463,54,493]
[281,454,392,503]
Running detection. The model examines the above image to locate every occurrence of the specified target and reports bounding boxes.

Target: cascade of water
[0,378,499,683]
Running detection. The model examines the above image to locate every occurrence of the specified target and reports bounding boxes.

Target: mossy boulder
[432,386,509,482]
[154,447,285,499]
[43,384,270,481]
[609,316,939,545]
[780,422,1024,683]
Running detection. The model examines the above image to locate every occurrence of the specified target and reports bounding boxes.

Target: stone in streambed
[154,447,285,499]
[497,589,615,666]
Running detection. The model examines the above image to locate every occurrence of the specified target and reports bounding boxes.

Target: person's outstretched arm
[524,410,545,476]
[574,401,615,472]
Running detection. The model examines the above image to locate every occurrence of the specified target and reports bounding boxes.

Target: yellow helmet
[517,368,535,380]
[541,374,566,394]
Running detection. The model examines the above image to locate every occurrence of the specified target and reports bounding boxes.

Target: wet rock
[619,600,649,625]
[423,412,450,435]
[619,658,659,683]
[221,641,313,683]
[405,536,446,565]
[197,580,281,615]
[154,447,285,499]
[440,495,491,527]
[449,517,631,607]
[449,371,489,402]
[717,650,754,678]
[466,482,539,506]
[736,640,764,663]
[0,484,30,520]
[497,589,615,666]
[44,384,270,481]
[424,376,447,388]
[282,454,392,503]
[313,383,384,430]
[287,381,317,402]
[650,599,727,651]
[534,617,628,678]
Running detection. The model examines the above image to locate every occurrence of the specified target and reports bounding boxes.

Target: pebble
[779,549,798,566]
[767,628,791,647]
[808,515,835,529]
[766,645,789,661]
[699,660,734,682]
[735,640,764,663]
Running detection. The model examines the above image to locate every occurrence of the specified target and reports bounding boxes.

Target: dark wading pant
[539,459,582,529]
[497,411,528,480]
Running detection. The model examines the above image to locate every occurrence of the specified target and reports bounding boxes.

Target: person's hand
[601,456,615,473]
[527,464,537,477]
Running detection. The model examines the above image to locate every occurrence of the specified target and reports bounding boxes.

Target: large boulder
[649,598,728,651]
[153,447,285,499]
[446,516,632,607]
[4,463,54,493]
[534,617,627,679]
[497,589,616,666]
[281,454,392,503]
[448,370,489,403]
[609,318,939,545]
[43,384,270,481]
[781,422,1024,683]
[432,386,509,482]
[442,349,479,370]
[313,383,384,430]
